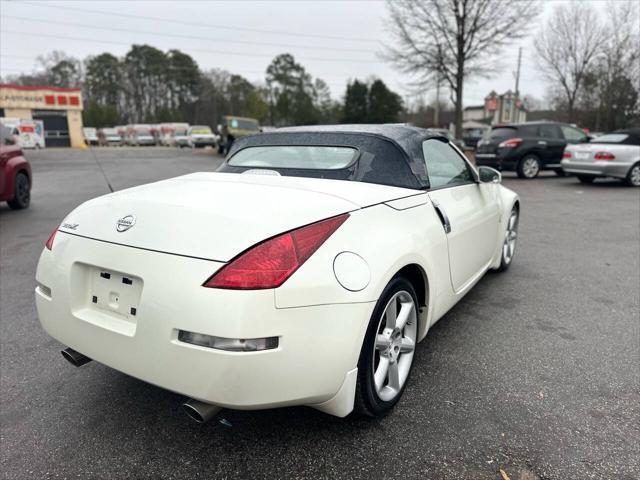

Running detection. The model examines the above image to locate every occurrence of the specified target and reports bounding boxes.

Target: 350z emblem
[116,215,136,232]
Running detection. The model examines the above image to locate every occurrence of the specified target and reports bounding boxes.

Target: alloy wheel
[522,157,540,178]
[630,165,640,187]
[503,209,518,265]
[372,290,417,402]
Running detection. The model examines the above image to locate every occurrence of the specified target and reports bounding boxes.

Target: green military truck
[219,116,260,154]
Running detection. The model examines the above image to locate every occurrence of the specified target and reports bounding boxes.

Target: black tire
[354,276,418,417]
[496,205,519,272]
[624,163,640,187]
[577,174,595,184]
[7,172,30,210]
[516,154,541,179]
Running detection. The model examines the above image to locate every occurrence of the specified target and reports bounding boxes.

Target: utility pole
[512,47,522,122]
[434,73,440,127]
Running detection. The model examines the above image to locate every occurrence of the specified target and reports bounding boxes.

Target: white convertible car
[35,125,520,422]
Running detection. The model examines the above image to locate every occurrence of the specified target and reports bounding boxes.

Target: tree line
[4,47,404,129]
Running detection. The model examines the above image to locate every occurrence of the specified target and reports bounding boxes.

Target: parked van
[219,116,260,154]
[98,128,122,146]
[187,125,216,148]
[173,124,190,148]
[13,122,45,149]
[126,124,155,146]
[83,127,99,146]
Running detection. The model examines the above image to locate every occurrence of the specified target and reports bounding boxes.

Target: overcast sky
[0,0,610,107]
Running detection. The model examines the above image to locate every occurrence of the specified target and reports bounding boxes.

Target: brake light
[498,138,522,148]
[45,227,58,250]
[563,151,572,159]
[594,152,615,161]
[204,214,350,289]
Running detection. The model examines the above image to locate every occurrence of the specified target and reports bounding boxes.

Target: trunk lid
[568,143,640,163]
[59,172,417,262]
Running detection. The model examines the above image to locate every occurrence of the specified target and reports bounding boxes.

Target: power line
[13,0,379,44]
[1,30,379,64]
[2,15,377,55]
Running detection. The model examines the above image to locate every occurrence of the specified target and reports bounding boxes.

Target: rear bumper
[561,160,631,179]
[35,233,373,415]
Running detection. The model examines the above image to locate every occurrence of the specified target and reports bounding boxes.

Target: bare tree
[535,3,605,123]
[384,0,538,138]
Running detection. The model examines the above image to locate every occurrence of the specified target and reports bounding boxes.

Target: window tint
[519,125,538,137]
[560,125,587,142]
[539,124,562,139]
[490,127,517,139]
[422,139,473,189]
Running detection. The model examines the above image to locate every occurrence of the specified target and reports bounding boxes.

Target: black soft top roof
[222,124,448,189]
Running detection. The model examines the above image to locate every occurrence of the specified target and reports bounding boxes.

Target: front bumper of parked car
[561,159,631,179]
[35,233,372,416]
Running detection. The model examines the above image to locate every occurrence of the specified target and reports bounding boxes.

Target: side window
[539,124,562,139]
[519,125,538,137]
[560,125,587,143]
[422,139,473,189]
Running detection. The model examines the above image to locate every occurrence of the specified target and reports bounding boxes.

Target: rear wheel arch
[393,263,430,340]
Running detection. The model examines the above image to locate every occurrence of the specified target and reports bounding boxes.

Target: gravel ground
[1,147,638,480]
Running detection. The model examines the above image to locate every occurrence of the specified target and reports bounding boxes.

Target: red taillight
[594,151,615,161]
[45,227,58,250]
[204,214,350,290]
[498,137,522,148]
[563,151,572,159]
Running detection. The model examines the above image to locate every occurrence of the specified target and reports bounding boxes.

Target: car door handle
[431,200,451,234]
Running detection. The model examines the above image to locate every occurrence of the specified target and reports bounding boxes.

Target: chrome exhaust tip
[182,399,222,424]
[61,347,92,367]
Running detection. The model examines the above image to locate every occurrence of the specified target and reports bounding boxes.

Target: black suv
[475,121,589,178]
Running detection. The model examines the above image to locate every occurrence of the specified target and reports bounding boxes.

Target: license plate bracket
[87,266,143,318]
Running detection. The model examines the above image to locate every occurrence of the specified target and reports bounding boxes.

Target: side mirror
[478,166,501,184]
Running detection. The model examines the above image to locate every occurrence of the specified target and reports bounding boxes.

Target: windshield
[464,128,485,137]
[228,118,259,130]
[174,129,187,136]
[228,145,358,170]
[490,127,517,139]
[191,127,212,135]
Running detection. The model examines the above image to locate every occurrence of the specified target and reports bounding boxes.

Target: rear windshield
[490,127,517,139]
[593,134,628,143]
[228,145,358,170]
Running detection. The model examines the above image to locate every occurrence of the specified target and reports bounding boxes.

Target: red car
[1,123,32,209]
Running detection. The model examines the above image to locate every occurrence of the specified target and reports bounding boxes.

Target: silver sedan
[561,129,640,186]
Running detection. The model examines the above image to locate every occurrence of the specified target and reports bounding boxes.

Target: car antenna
[88,144,114,193]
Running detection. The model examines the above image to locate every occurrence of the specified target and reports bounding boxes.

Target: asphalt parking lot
[1,147,638,480]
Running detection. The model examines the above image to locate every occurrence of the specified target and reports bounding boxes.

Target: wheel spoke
[374,356,389,391]
[400,337,415,353]
[395,301,414,330]
[385,299,397,329]
[376,334,390,350]
[388,362,400,391]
